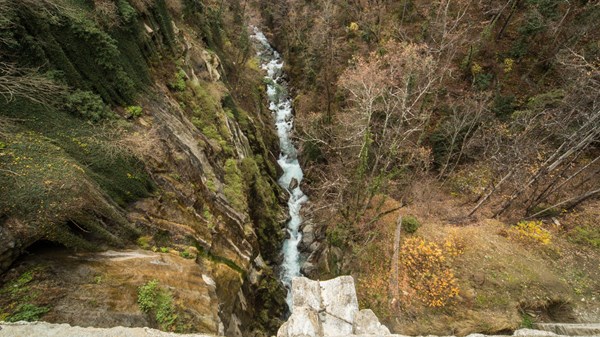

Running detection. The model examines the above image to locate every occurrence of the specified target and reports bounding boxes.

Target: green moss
[223,159,247,212]
[194,242,245,275]
[240,156,283,262]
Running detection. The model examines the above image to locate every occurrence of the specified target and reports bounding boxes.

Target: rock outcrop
[278,276,392,337]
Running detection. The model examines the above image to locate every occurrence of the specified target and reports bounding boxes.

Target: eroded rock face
[279,276,393,337]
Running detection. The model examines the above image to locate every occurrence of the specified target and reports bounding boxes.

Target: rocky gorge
[1,0,600,336]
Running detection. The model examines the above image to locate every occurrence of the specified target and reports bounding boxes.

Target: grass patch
[568,225,600,249]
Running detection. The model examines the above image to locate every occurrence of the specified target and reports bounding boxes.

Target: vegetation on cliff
[1,0,287,335]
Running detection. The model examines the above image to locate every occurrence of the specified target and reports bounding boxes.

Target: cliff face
[0,1,286,335]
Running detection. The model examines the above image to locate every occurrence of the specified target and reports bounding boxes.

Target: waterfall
[251,28,308,308]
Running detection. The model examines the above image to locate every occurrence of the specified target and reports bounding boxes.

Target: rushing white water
[251,28,308,307]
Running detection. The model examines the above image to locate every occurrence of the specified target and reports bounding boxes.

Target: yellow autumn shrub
[400,237,460,307]
[508,220,551,245]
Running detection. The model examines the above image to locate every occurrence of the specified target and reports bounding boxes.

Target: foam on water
[251,28,308,308]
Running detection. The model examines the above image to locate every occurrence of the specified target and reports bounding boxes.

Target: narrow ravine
[251,28,308,307]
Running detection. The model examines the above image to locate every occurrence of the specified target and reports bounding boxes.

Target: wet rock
[288,178,299,191]
[0,218,42,273]
[300,224,315,249]
[300,261,316,276]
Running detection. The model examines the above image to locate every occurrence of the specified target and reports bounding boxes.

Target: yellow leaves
[508,220,551,245]
[348,22,359,32]
[503,58,514,73]
[471,62,483,76]
[400,237,460,307]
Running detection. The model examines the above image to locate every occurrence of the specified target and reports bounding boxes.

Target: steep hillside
[250,0,600,335]
[0,0,287,336]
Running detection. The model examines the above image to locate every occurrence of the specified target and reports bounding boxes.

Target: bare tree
[0,62,67,107]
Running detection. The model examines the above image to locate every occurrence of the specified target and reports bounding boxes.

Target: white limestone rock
[320,312,354,337]
[513,329,558,336]
[280,276,397,337]
[320,276,359,336]
[292,277,322,312]
[278,307,322,337]
[353,309,390,335]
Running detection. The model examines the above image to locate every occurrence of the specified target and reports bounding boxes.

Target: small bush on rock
[137,280,178,331]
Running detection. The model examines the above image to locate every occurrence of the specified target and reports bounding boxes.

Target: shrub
[509,220,551,245]
[473,72,493,91]
[117,0,137,23]
[179,249,194,259]
[65,90,114,122]
[400,237,460,307]
[137,235,152,249]
[503,58,514,73]
[492,94,516,120]
[137,279,159,312]
[401,216,421,234]
[137,280,177,331]
[125,105,143,118]
[168,68,187,92]
[530,203,561,217]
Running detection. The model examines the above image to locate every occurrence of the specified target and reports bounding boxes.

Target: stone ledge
[0,321,216,337]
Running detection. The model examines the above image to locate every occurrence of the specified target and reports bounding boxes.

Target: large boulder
[279,276,395,337]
